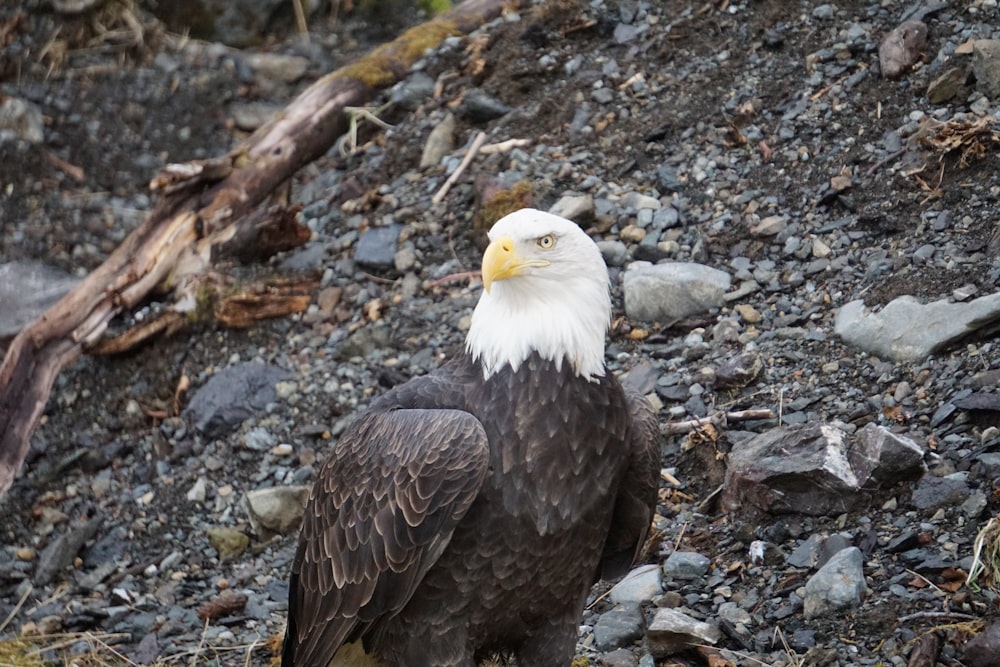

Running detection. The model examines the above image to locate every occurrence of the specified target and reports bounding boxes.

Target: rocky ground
[2,0,1000,665]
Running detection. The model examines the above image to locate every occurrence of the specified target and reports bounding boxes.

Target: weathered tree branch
[0,0,517,496]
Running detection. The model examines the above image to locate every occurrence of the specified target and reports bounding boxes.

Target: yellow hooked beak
[481,236,549,293]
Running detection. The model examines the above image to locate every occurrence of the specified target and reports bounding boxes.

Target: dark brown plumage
[283,209,660,666]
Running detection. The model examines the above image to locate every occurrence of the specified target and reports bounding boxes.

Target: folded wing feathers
[286,408,489,666]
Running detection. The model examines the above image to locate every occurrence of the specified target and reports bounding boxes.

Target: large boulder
[721,423,925,515]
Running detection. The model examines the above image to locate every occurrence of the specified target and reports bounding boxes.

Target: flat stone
[646,608,720,657]
[609,564,662,604]
[593,603,644,651]
[355,224,403,270]
[662,551,711,581]
[749,215,787,236]
[927,67,968,104]
[910,473,971,511]
[457,89,511,123]
[549,194,595,221]
[787,534,825,569]
[183,362,294,438]
[229,102,282,131]
[34,517,102,586]
[835,292,1000,363]
[623,261,731,323]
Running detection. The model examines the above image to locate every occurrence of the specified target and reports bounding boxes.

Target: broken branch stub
[0,0,517,496]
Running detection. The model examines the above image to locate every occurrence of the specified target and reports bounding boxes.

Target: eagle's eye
[536,234,556,250]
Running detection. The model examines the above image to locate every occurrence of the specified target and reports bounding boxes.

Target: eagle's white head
[466,208,611,381]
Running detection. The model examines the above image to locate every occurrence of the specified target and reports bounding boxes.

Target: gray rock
[243,52,309,86]
[458,89,511,123]
[592,88,615,104]
[749,215,787,236]
[609,564,662,604]
[803,547,867,618]
[420,112,456,168]
[662,551,711,581]
[229,101,282,131]
[910,473,971,511]
[852,423,926,485]
[613,23,640,44]
[623,262,731,323]
[973,39,1000,99]
[812,4,836,19]
[0,261,79,338]
[186,477,208,503]
[598,240,630,267]
[717,601,751,626]
[549,194,595,221]
[964,620,1000,667]
[961,491,988,519]
[714,353,763,389]
[52,0,104,12]
[394,246,417,273]
[183,362,293,438]
[786,534,825,569]
[243,485,312,540]
[722,422,917,516]
[927,67,968,104]
[336,324,391,360]
[0,97,45,143]
[355,224,403,269]
[623,192,660,211]
[879,20,927,79]
[133,632,160,665]
[35,517,102,586]
[391,71,436,111]
[593,603,644,651]
[835,292,1000,363]
[646,608,720,657]
[978,452,1000,480]
[656,165,681,192]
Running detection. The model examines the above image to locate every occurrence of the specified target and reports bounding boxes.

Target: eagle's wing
[600,386,661,580]
[283,408,489,667]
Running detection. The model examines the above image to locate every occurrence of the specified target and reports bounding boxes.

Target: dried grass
[968,516,1000,593]
[0,626,279,667]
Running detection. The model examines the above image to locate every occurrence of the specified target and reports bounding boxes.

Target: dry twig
[662,408,774,434]
[432,131,488,204]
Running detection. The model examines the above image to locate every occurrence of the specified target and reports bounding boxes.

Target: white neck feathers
[466,270,610,382]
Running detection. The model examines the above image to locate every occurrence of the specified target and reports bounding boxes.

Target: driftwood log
[0,0,516,496]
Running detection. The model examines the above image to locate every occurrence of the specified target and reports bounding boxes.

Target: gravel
[2,0,1000,664]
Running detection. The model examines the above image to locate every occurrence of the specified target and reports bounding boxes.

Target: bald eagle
[283,209,660,667]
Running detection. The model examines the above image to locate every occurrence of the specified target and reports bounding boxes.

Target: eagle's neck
[465,272,610,382]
